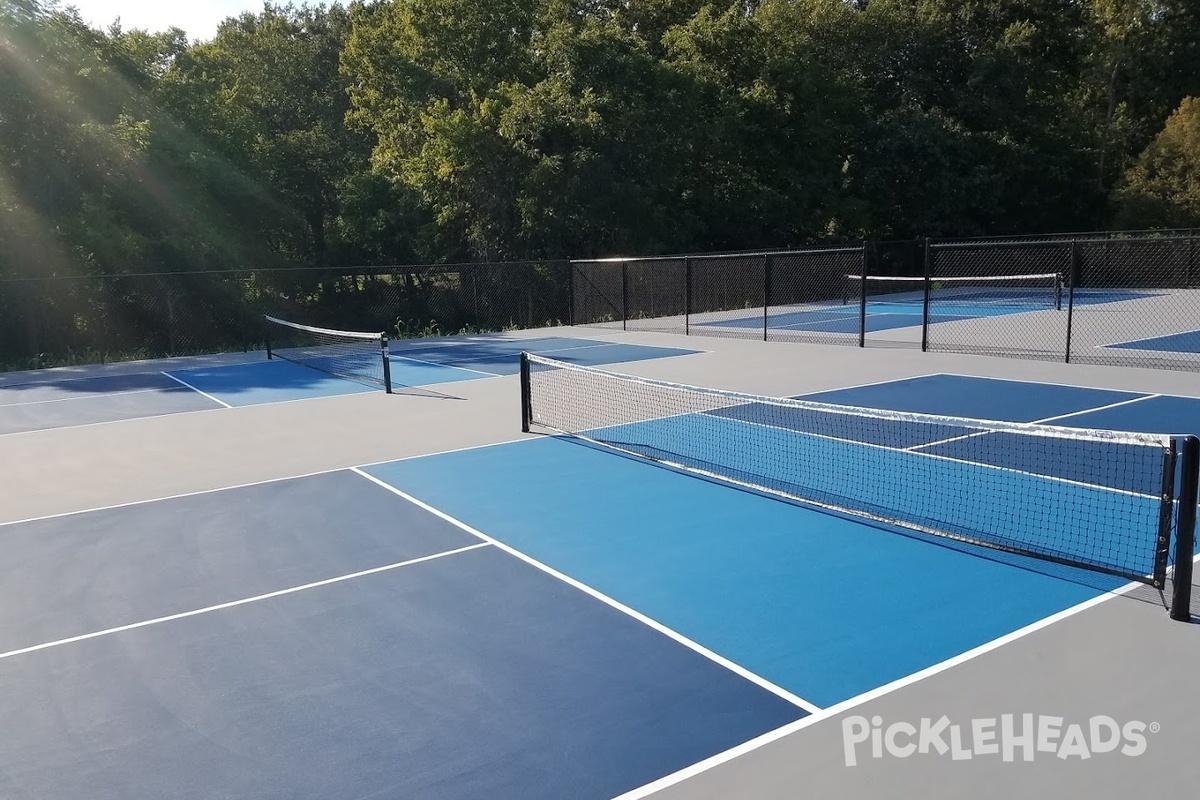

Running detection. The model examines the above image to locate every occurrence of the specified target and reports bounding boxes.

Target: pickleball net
[519,353,1198,618]
[264,315,393,392]
[844,272,1063,309]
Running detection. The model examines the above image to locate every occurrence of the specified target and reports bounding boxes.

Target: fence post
[921,238,932,352]
[859,242,868,348]
[762,254,774,341]
[621,260,628,332]
[684,256,691,336]
[567,260,575,326]
[1065,240,1079,363]
[1189,237,1197,289]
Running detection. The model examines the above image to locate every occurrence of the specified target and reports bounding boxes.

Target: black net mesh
[525,353,1178,586]
[264,315,390,390]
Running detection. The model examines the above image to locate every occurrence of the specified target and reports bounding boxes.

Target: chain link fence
[570,231,1200,373]
[7,231,1200,375]
[0,262,571,372]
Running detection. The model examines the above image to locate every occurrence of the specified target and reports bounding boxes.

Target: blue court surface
[698,288,1153,334]
[0,336,696,434]
[1105,329,1200,354]
[8,371,1198,798]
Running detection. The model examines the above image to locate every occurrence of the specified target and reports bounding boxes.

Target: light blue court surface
[1105,329,1200,354]
[389,334,698,375]
[698,287,1153,333]
[364,372,1200,710]
[2,336,697,433]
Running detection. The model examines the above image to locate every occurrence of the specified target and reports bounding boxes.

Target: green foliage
[2,0,1198,291]
[1114,97,1200,228]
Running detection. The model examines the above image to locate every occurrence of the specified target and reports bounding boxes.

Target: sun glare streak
[0,6,286,276]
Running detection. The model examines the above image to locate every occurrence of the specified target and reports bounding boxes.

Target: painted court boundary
[0,436,536,528]
[350,468,821,715]
[0,543,490,660]
[611,554,1200,800]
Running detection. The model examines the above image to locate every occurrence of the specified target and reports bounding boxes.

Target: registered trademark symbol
[1149,722,1161,734]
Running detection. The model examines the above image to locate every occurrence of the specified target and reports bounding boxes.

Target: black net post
[1171,436,1199,621]
[519,351,532,433]
[921,238,932,352]
[1065,239,1078,363]
[264,315,274,360]
[380,334,393,394]
[762,253,773,341]
[858,242,868,348]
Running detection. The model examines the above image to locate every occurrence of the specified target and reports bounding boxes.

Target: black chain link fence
[1,261,571,372]
[7,230,1200,375]
[570,231,1200,373]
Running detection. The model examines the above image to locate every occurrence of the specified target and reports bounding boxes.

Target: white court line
[350,468,822,715]
[445,341,622,364]
[0,387,165,408]
[793,371,946,398]
[1097,328,1200,349]
[0,543,490,660]
[920,371,1200,401]
[703,405,1161,501]
[613,552,1200,800]
[388,353,502,378]
[0,437,535,528]
[160,371,232,409]
[0,375,392,439]
[906,394,1163,452]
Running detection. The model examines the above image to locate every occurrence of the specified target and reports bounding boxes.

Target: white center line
[0,542,490,660]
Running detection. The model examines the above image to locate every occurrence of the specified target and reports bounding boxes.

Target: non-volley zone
[0,335,696,435]
[694,283,1154,335]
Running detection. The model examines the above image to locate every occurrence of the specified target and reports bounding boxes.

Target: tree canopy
[2,0,1198,280]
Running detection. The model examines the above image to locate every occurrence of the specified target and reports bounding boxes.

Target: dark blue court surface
[9,371,1199,798]
[0,472,803,800]
[2,336,697,433]
[1105,329,1200,354]
[0,372,223,435]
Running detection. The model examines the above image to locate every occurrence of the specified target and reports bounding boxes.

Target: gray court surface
[4,327,1198,800]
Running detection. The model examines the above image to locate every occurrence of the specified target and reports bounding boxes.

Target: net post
[762,253,773,341]
[621,261,628,332]
[684,256,691,336]
[519,352,532,433]
[264,315,273,360]
[858,242,868,348]
[1170,436,1199,622]
[1064,240,1079,363]
[921,238,932,352]
[380,334,393,394]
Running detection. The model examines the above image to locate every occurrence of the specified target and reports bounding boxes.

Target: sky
[64,1,264,41]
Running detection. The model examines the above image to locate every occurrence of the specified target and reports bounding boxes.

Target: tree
[1114,97,1200,229]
